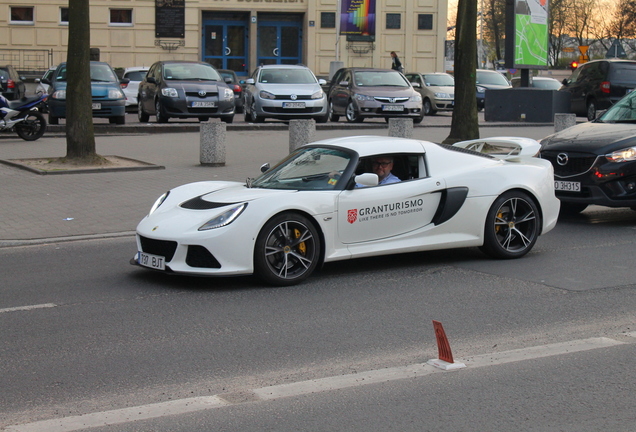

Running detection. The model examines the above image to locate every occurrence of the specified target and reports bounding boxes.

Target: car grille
[540,151,599,177]
[273,95,314,100]
[262,107,323,114]
[139,236,178,262]
[374,96,410,103]
[186,245,221,268]
[186,91,218,97]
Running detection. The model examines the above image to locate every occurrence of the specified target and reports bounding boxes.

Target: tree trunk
[443,0,479,145]
[65,0,97,161]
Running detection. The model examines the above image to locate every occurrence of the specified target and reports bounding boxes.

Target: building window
[10,6,34,24]
[418,14,433,30]
[386,13,401,30]
[60,7,69,25]
[321,12,336,29]
[110,9,133,26]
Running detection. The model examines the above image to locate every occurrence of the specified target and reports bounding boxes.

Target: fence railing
[0,48,54,77]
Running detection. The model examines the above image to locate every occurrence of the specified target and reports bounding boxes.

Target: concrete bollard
[554,113,576,133]
[289,119,316,152]
[388,117,413,138]
[200,119,226,166]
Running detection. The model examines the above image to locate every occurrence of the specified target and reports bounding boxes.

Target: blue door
[202,20,248,75]
[257,21,302,66]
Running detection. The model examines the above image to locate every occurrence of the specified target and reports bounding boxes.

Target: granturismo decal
[348,198,425,224]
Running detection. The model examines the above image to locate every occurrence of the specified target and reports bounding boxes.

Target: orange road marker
[427,320,466,370]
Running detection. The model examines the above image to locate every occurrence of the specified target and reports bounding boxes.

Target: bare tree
[483,0,506,63]
[443,0,479,145]
[65,0,97,162]
[548,0,573,66]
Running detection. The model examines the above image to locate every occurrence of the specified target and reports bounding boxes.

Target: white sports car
[132,135,559,285]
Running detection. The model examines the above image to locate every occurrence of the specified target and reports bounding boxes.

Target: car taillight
[601,81,610,93]
[7,79,15,89]
[120,82,128,89]
[232,84,241,93]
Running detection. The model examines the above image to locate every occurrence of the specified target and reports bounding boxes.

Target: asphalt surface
[0,114,563,245]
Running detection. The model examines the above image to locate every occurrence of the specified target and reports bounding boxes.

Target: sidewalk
[0,117,558,245]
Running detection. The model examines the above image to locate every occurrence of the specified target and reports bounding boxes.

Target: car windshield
[125,70,148,81]
[258,68,317,84]
[424,74,454,86]
[251,147,353,191]
[89,64,118,82]
[354,71,410,87]
[476,71,510,86]
[163,64,221,81]
[598,91,636,123]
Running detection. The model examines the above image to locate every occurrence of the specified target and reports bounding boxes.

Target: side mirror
[224,77,232,84]
[246,78,255,84]
[339,80,349,87]
[561,78,568,85]
[260,163,270,173]
[354,173,379,187]
[411,82,421,88]
[120,78,130,85]
[146,76,157,84]
[41,78,50,85]
[318,78,327,85]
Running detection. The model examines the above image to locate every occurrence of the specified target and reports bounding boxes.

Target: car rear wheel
[480,191,540,259]
[329,101,340,122]
[15,112,46,141]
[248,100,264,123]
[48,113,59,125]
[587,99,597,121]
[345,101,363,123]
[423,99,433,116]
[559,202,588,215]
[155,99,169,123]
[138,100,149,122]
[221,115,234,124]
[254,213,321,286]
[109,116,125,125]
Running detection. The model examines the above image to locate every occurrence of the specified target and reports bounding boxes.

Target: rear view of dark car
[559,59,636,120]
[218,69,244,113]
[137,61,235,123]
[0,65,26,101]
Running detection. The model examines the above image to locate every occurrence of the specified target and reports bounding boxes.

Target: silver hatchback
[243,65,328,123]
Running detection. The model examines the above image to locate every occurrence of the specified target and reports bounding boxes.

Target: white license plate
[283,102,305,109]
[137,251,165,270]
[382,105,404,111]
[192,101,215,108]
[555,180,581,192]
[92,103,101,110]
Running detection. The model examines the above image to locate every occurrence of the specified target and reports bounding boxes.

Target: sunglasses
[372,161,392,167]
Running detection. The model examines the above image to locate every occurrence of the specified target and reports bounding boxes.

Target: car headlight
[199,203,247,231]
[52,90,66,100]
[311,89,324,99]
[410,94,422,102]
[354,93,375,101]
[108,88,125,99]
[606,147,636,162]
[435,92,451,98]
[477,86,486,93]
[148,191,169,216]
[161,87,179,97]
[223,87,234,100]
[259,90,276,100]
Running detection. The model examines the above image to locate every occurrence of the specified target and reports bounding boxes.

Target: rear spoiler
[452,137,541,161]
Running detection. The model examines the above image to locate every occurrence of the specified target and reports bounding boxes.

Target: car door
[336,176,445,244]
[139,64,158,113]
[330,69,352,114]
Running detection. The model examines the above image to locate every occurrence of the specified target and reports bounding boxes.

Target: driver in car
[369,156,400,185]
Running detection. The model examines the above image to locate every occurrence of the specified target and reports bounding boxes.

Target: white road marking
[0,303,57,314]
[5,336,628,432]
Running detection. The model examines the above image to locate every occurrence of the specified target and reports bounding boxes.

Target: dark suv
[0,65,26,100]
[559,59,636,120]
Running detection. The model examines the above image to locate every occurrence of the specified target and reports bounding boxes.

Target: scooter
[0,93,48,141]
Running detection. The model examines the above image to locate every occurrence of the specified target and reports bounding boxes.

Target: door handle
[225,47,231,55]
[273,48,279,57]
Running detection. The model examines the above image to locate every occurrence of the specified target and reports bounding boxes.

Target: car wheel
[587,100,597,121]
[198,117,209,122]
[249,101,264,123]
[115,115,126,125]
[138,100,149,123]
[155,99,169,123]
[48,113,59,125]
[254,213,321,286]
[479,191,540,259]
[315,103,330,123]
[329,101,340,122]
[413,110,425,124]
[559,202,588,215]
[221,115,234,124]
[345,101,363,123]
[15,112,46,141]
[423,99,433,116]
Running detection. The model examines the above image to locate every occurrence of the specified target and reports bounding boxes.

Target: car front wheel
[254,213,321,286]
[248,100,264,123]
[345,101,363,123]
[138,99,149,122]
[480,191,540,259]
[155,99,169,123]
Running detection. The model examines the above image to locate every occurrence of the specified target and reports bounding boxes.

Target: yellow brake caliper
[294,228,306,255]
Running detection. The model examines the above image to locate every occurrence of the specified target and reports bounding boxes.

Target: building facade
[1,0,447,77]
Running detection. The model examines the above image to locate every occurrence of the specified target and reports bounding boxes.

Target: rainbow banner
[340,0,376,36]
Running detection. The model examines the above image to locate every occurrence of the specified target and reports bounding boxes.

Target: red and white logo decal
[347,209,358,224]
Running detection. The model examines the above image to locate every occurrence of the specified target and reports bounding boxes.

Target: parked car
[218,69,244,113]
[138,60,235,123]
[43,61,128,125]
[405,72,454,115]
[326,67,423,123]
[35,66,57,96]
[476,69,511,111]
[121,66,149,111]
[0,65,26,101]
[559,59,636,120]
[511,76,562,90]
[132,135,559,286]
[243,64,328,123]
[540,88,636,214]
